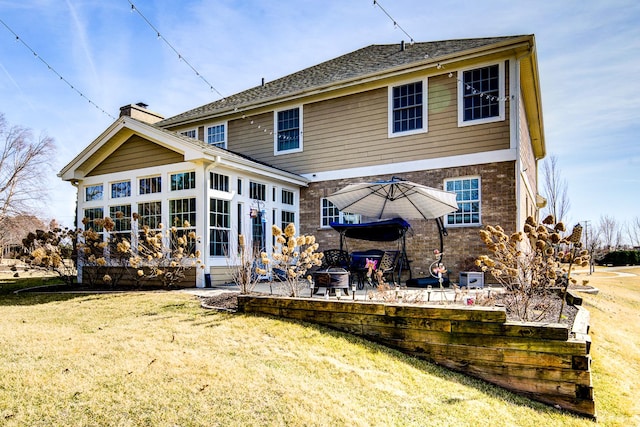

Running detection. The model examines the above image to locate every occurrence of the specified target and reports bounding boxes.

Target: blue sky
[1,0,639,232]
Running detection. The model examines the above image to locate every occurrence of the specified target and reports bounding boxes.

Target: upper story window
[249,181,266,201]
[275,107,301,153]
[139,176,161,195]
[458,62,505,126]
[389,80,426,136]
[207,124,226,148]
[445,177,481,226]
[85,185,103,202]
[111,181,131,198]
[181,129,197,139]
[320,198,361,228]
[281,189,294,205]
[210,173,229,192]
[170,171,196,191]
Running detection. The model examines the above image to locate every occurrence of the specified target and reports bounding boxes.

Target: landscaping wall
[82,266,196,288]
[237,295,595,418]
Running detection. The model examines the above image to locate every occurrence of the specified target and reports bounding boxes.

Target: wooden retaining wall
[82,266,196,288]
[237,296,595,418]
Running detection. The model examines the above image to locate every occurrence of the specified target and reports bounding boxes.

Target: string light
[128,1,225,100]
[373,0,415,45]
[442,67,513,102]
[0,18,115,120]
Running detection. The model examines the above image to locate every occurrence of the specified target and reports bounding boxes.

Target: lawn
[0,267,638,427]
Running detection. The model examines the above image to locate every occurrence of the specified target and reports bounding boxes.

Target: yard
[0,266,637,426]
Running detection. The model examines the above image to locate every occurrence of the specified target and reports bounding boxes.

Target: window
[249,181,266,201]
[390,80,425,135]
[169,198,196,228]
[458,63,504,125]
[209,198,230,256]
[138,201,162,229]
[85,185,103,201]
[237,178,243,195]
[281,189,294,205]
[181,129,197,138]
[83,207,104,232]
[207,124,226,148]
[445,177,481,226]
[111,181,131,198]
[170,171,196,191]
[281,211,295,230]
[320,198,361,228]
[139,176,161,195]
[275,107,301,153]
[210,173,229,192]
[109,205,131,232]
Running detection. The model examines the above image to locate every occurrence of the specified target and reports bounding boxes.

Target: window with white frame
[458,63,505,125]
[445,177,481,226]
[249,181,266,201]
[170,171,196,191]
[210,172,229,192]
[139,176,161,195]
[109,204,132,245]
[85,185,103,201]
[181,129,197,139]
[281,189,294,205]
[320,198,361,228]
[237,178,243,195]
[275,107,301,153]
[207,124,226,148]
[281,211,295,230]
[83,207,104,231]
[209,198,230,257]
[390,80,425,135]
[138,201,162,230]
[169,198,196,228]
[111,181,131,198]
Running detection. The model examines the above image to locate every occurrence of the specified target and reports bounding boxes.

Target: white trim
[273,105,303,155]
[388,77,428,138]
[302,149,516,182]
[457,61,505,127]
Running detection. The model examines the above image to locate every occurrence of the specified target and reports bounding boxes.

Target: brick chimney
[119,102,164,124]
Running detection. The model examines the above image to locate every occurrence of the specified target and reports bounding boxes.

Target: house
[59,34,546,287]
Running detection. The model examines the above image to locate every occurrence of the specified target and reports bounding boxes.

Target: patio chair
[378,250,400,285]
[321,249,351,269]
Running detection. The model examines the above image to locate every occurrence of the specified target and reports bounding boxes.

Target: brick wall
[300,161,516,283]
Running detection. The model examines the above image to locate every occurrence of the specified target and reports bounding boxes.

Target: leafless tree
[541,155,570,223]
[626,216,640,248]
[0,113,56,221]
[598,215,622,251]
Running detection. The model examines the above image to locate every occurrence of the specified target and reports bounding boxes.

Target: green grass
[0,269,637,426]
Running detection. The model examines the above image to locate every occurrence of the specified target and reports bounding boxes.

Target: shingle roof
[157,36,527,127]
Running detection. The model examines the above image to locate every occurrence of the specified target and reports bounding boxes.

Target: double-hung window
[209,198,230,257]
[169,198,197,254]
[207,124,226,148]
[445,177,481,226]
[275,107,301,153]
[181,129,197,139]
[389,80,426,136]
[320,198,361,228]
[458,62,505,126]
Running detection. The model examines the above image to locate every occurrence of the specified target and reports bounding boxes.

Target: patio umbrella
[327,177,458,221]
[326,177,459,255]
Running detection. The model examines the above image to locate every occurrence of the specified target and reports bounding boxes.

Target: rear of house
[60,35,546,286]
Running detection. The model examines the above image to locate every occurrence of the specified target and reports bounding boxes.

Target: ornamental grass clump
[476,215,590,322]
[259,223,323,297]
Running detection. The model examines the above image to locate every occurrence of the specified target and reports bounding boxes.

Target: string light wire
[128,1,225,100]
[0,18,116,120]
[372,0,415,44]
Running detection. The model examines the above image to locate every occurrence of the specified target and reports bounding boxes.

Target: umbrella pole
[435,218,447,261]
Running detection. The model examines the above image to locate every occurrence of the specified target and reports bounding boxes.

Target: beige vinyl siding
[226,74,510,175]
[86,135,184,176]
